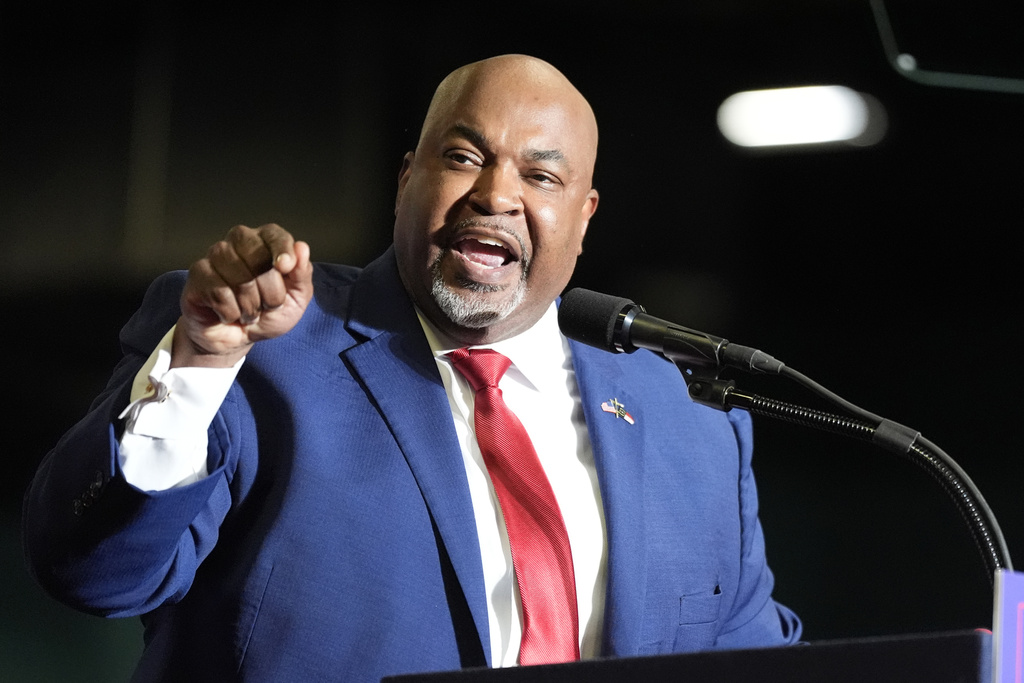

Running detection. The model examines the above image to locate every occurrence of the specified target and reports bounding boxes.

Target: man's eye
[446,152,477,165]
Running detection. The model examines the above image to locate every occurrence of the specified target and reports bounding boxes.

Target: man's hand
[172,224,314,368]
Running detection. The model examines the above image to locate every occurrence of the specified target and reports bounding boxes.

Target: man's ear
[576,188,600,253]
[395,152,415,215]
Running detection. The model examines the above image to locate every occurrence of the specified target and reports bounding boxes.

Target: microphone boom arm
[685,371,1013,584]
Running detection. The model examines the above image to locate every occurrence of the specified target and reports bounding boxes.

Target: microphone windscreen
[558,288,635,352]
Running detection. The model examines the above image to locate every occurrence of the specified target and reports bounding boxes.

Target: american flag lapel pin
[601,398,635,425]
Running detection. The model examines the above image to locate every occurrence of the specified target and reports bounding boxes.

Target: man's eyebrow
[525,148,566,165]
[448,124,488,149]
[447,123,569,168]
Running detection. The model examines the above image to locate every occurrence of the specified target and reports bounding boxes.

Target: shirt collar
[416,302,570,394]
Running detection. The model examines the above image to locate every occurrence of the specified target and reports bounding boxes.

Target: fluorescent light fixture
[717,85,885,148]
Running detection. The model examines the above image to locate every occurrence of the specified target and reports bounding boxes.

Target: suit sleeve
[22,271,240,617]
[714,408,802,648]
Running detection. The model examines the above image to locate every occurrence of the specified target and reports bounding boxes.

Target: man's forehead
[418,56,597,176]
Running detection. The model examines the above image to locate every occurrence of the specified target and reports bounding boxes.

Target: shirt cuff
[117,326,245,490]
[119,327,245,438]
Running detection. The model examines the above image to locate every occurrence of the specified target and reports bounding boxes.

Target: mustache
[450,217,530,271]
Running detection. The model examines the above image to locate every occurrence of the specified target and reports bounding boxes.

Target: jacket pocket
[671,582,722,651]
[679,582,722,625]
[638,581,723,655]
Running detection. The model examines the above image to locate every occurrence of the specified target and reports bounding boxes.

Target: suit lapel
[341,249,491,664]
[338,253,656,661]
[570,340,650,657]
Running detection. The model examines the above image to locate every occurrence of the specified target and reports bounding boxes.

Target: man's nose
[469,163,523,216]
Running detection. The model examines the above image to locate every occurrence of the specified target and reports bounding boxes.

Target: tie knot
[448,348,512,392]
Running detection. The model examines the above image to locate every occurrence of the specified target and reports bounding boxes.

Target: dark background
[3,1,1022,679]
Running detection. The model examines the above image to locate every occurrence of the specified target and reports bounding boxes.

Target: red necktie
[448,348,580,665]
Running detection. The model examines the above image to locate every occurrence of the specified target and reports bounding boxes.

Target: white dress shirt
[417,303,607,665]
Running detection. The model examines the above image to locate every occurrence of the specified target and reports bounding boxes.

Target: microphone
[558,288,784,375]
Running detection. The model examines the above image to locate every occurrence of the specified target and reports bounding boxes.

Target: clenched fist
[173,224,314,368]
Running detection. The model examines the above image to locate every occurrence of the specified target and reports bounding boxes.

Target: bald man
[24,55,801,682]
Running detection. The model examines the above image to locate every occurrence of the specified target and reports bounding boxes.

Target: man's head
[393,54,599,345]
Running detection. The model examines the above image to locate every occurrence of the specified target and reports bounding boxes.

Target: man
[24,55,800,682]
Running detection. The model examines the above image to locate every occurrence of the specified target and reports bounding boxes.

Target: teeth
[477,238,505,248]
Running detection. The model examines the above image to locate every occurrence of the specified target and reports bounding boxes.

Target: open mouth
[452,236,517,269]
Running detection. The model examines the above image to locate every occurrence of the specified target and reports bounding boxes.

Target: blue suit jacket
[24,248,800,682]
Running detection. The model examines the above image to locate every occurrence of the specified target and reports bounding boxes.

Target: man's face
[393,61,599,344]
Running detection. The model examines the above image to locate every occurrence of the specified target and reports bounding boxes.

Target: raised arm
[23,224,313,616]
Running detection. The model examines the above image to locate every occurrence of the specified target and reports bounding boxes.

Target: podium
[383,630,991,682]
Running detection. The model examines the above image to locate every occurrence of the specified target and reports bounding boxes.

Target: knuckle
[226,224,251,239]
[235,282,263,317]
[206,285,234,309]
[235,281,259,304]
[208,240,232,259]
